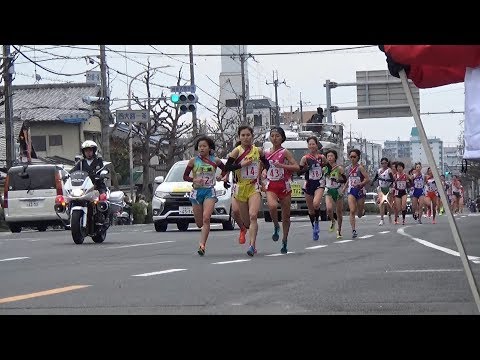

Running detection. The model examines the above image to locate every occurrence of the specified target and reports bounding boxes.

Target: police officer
[70,140,107,195]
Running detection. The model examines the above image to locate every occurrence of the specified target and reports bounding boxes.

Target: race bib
[197,171,215,187]
[427,180,437,192]
[414,178,424,189]
[349,176,360,187]
[267,166,284,181]
[397,180,407,190]
[309,165,322,180]
[242,162,259,179]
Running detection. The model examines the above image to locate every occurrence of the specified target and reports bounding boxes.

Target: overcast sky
[11,45,465,148]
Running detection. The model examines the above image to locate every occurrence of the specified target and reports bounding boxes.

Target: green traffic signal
[170,93,180,103]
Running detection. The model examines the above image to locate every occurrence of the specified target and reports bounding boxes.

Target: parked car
[3,163,70,233]
[151,159,234,232]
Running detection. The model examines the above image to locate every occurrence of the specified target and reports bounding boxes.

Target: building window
[253,114,262,127]
[31,136,46,151]
[225,98,240,108]
[49,135,63,146]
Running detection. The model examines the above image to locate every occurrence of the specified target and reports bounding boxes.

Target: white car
[151,159,234,232]
[3,164,70,233]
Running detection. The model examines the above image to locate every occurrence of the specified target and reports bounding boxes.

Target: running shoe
[272,224,280,242]
[352,230,358,239]
[280,241,288,254]
[238,227,247,244]
[329,220,335,232]
[197,245,206,256]
[246,245,257,257]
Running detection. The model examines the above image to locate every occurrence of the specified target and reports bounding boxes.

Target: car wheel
[177,222,189,231]
[154,221,168,232]
[8,224,21,233]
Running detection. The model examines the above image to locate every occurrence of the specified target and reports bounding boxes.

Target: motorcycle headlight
[154,190,168,199]
[71,188,84,197]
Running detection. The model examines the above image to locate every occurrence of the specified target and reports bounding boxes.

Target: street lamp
[127,65,171,202]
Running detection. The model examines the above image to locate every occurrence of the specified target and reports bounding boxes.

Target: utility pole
[371,142,375,170]
[3,45,15,168]
[299,92,303,123]
[349,124,352,153]
[240,50,247,124]
[99,45,117,189]
[189,45,198,138]
[266,71,287,126]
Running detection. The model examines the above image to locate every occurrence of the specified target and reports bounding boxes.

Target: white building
[409,127,444,171]
[218,45,249,138]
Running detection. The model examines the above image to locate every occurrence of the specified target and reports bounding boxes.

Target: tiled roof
[0,83,100,168]
[0,82,100,121]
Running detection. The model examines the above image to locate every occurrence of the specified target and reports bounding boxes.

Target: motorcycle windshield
[70,171,89,186]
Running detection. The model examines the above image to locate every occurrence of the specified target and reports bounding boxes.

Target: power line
[12,45,95,77]
[54,45,376,57]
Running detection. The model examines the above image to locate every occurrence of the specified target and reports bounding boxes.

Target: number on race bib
[309,168,322,180]
[243,163,259,179]
[267,166,284,181]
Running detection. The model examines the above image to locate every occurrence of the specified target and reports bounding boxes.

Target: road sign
[116,110,149,123]
[58,113,89,124]
[356,70,420,119]
[86,71,101,85]
[169,85,196,93]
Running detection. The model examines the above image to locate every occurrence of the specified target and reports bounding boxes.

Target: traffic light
[170,92,198,113]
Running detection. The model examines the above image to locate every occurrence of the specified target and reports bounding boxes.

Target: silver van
[3,164,69,233]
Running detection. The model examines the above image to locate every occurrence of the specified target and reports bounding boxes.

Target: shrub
[131,202,146,224]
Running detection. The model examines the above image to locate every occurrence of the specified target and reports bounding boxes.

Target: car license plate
[291,184,302,198]
[178,206,193,215]
[26,201,39,207]
[290,203,298,210]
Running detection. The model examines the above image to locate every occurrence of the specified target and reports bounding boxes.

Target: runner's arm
[370,172,379,186]
[297,156,308,176]
[223,148,241,173]
[358,165,370,188]
[279,150,300,172]
[183,158,195,182]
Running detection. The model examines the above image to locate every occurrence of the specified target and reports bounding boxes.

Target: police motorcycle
[54,162,124,244]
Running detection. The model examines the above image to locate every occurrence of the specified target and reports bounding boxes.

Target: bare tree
[129,65,194,199]
[203,97,266,158]
[203,98,244,158]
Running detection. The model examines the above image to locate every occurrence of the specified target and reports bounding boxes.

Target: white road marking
[397,228,480,262]
[132,268,187,277]
[211,259,251,265]
[379,231,390,234]
[0,257,30,262]
[334,240,353,244]
[386,269,463,273]
[305,245,328,250]
[4,238,40,242]
[265,251,295,256]
[107,240,175,249]
[359,235,374,239]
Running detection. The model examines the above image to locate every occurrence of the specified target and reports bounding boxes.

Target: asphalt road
[1,212,479,314]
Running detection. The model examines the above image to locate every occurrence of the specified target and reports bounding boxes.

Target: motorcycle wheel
[71,210,86,244]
